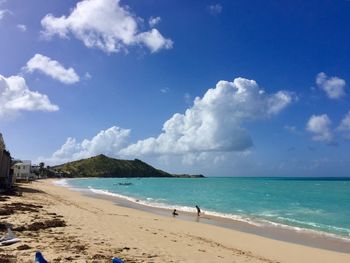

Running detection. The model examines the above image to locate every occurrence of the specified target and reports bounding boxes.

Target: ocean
[60,177,350,240]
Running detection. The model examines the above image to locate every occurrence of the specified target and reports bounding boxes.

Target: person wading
[195,205,201,216]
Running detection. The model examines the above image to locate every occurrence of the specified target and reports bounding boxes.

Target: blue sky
[1,0,350,176]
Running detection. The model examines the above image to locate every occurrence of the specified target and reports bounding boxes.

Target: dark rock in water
[172,174,205,178]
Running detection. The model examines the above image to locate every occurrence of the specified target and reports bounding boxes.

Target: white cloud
[316,72,346,99]
[0,10,5,20]
[136,28,173,53]
[17,24,27,32]
[45,76,293,164]
[0,1,10,21]
[306,114,333,142]
[41,0,173,53]
[120,77,293,156]
[0,9,9,20]
[45,126,130,164]
[267,90,293,114]
[25,54,80,84]
[180,150,253,167]
[337,111,350,139]
[208,4,223,15]
[149,16,161,27]
[0,74,58,118]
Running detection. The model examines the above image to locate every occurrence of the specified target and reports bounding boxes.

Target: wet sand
[80,188,350,253]
[0,180,349,262]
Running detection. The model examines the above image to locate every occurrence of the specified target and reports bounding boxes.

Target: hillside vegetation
[53,154,204,178]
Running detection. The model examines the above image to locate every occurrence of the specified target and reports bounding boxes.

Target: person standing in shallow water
[195,205,201,216]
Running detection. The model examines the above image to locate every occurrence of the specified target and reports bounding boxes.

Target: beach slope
[0,180,349,262]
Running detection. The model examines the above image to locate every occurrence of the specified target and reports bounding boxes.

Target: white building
[13,160,34,181]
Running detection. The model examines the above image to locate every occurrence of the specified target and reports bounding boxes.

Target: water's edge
[54,179,350,253]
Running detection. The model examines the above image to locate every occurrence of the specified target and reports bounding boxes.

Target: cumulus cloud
[337,111,350,139]
[149,16,161,28]
[45,76,293,164]
[136,28,173,53]
[306,114,333,142]
[25,54,79,84]
[316,72,346,99]
[41,0,173,53]
[208,4,223,15]
[0,74,58,118]
[17,24,27,32]
[120,77,293,156]
[46,126,130,164]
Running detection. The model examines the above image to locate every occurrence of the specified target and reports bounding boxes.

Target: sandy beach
[1,180,350,263]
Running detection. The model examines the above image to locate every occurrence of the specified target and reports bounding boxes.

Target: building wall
[0,150,11,189]
[14,162,33,180]
[0,133,12,190]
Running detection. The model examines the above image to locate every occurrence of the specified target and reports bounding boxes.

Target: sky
[1,0,350,177]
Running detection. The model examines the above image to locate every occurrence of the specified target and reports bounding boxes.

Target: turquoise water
[63,177,350,239]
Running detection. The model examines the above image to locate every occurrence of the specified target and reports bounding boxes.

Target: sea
[58,177,350,241]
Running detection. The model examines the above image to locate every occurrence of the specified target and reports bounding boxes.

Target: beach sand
[1,180,350,263]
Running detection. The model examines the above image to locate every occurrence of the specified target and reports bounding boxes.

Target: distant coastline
[52,154,204,178]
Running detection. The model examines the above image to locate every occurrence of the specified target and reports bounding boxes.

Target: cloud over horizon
[41,0,173,53]
[45,126,130,164]
[120,77,293,156]
[0,74,59,119]
[44,76,294,164]
[25,54,80,84]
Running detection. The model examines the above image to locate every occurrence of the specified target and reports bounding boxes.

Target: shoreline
[2,179,350,262]
[58,178,350,254]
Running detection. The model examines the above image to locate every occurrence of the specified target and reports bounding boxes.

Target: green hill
[53,154,204,178]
